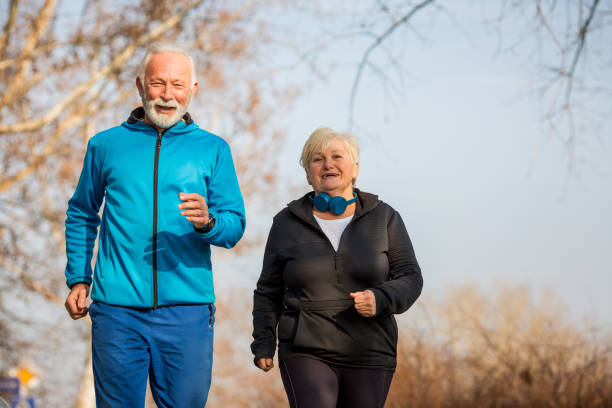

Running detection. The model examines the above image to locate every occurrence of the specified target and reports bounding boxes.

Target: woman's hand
[256,358,274,372]
[350,290,376,317]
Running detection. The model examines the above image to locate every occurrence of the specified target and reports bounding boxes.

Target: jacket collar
[287,188,380,227]
[122,107,197,137]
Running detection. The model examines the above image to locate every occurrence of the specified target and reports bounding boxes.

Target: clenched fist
[65,283,90,319]
[255,358,274,372]
[178,192,209,229]
[350,290,376,317]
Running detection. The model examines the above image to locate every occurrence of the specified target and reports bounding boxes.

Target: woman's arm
[251,218,285,366]
[370,210,423,316]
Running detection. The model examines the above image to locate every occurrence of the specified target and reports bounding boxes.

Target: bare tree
[0,0,291,405]
[486,0,611,177]
[279,1,611,167]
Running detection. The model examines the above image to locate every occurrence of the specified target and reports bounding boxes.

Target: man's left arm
[194,141,246,248]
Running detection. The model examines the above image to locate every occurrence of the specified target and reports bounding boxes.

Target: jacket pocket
[277,311,298,342]
[292,299,396,359]
[208,304,216,328]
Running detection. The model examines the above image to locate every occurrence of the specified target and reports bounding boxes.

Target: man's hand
[178,192,209,229]
[255,358,274,372]
[350,290,376,317]
[65,283,90,320]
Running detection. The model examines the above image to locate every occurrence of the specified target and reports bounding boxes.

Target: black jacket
[251,189,423,370]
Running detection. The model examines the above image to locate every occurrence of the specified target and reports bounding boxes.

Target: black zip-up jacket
[251,189,422,370]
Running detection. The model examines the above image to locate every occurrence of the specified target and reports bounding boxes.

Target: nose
[323,157,334,168]
[160,84,172,101]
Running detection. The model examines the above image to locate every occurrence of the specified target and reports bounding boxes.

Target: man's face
[137,52,198,129]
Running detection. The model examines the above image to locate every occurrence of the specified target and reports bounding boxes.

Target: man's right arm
[65,139,105,296]
[65,283,90,320]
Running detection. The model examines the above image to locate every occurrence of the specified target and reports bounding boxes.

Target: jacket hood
[121,107,199,136]
[287,188,380,226]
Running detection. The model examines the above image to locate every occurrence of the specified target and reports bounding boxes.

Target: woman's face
[306,139,358,197]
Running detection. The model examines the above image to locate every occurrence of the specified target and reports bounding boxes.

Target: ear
[305,169,313,186]
[191,81,199,96]
[352,161,359,180]
[136,76,144,97]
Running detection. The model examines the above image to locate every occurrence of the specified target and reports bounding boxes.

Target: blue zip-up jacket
[65,108,245,308]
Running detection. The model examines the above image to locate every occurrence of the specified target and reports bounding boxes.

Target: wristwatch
[196,213,216,233]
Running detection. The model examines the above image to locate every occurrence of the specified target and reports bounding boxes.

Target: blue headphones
[309,192,357,215]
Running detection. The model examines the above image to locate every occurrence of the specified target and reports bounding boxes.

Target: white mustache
[151,98,179,108]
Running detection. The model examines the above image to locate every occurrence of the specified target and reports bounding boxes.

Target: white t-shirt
[313,214,354,251]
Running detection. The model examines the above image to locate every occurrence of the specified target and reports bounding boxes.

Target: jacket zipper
[310,215,356,254]
[309,216,355,286]
[152,129,163,308]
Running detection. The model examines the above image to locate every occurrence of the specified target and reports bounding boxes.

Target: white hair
[139,42,197,84]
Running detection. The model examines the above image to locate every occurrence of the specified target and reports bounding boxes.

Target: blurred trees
[0,0,288,405]
[388,285,612,407]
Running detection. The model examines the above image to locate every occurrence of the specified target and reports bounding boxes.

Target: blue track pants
[89,301,215,408]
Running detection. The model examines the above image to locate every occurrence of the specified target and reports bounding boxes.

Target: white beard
[141,92,191,129]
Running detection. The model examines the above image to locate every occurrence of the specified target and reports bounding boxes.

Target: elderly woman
[251,127,422,407]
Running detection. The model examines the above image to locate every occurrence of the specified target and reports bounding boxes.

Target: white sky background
[214,2,612,329]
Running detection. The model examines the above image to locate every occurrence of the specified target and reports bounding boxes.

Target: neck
[313,203,355,220]
[315,188,354,200]
[143,116,164,132]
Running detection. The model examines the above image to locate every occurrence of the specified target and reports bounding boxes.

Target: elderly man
[64,43,245,407]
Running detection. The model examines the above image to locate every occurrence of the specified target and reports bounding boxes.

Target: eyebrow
[147,77,187,84]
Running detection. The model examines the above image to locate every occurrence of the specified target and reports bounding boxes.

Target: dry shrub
[388,285,612,408]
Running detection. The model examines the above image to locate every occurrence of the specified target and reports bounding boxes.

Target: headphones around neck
[309,192,357,215]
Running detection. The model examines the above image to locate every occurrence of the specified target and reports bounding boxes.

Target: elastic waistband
[299,299,354,311]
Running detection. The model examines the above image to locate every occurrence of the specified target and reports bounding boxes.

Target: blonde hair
[300,127,360,185]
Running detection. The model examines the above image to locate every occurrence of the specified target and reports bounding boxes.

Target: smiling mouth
[322,174,339,179]
[156,105,177,115]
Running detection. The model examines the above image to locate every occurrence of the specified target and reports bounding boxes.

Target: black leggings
[279,357,394,408]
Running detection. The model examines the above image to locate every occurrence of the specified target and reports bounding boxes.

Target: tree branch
[348,0,435,130]
[0,89,131,193]
[0,0,19,58]
[2,0,57,102]
[564,0,601,105]
[0,40,64,71]
[4,259,63,304]
[1,59,86,106]
[536,3,564,55]
[0,0,204,135]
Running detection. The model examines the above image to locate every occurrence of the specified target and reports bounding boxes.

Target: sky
[213,2,612,329]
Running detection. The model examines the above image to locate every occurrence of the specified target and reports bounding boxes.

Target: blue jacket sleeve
[196,141,246,248]
[64,139,105,288]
